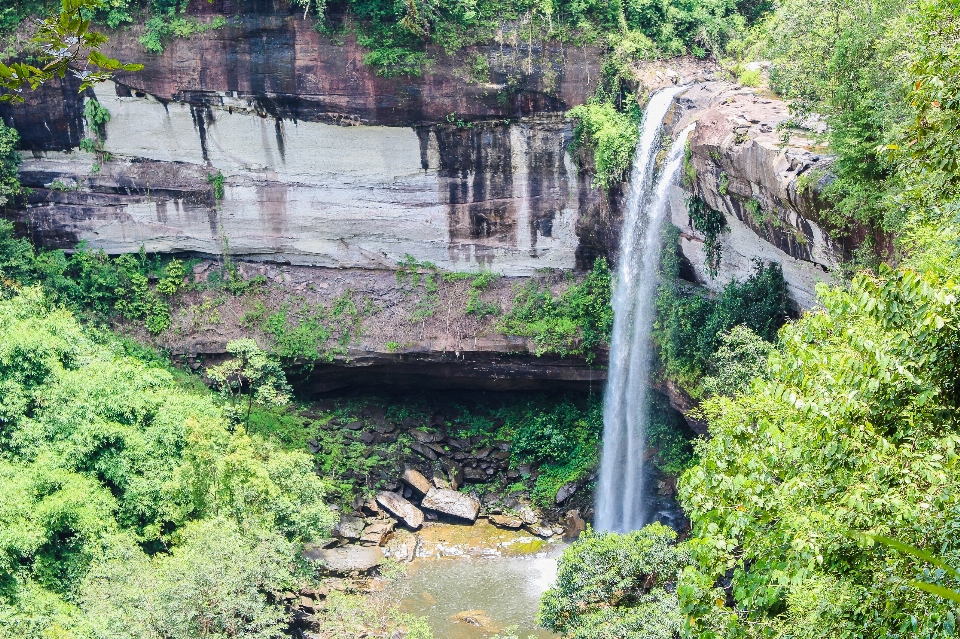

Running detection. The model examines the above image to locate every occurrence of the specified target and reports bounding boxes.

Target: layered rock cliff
[0,4,853,389]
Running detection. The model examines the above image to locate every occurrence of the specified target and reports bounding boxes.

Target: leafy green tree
[701,324,772,397]
[207,339,292,428]
[677,266,960,638]
[655,255,787,394]
[80,519,295,639]
[0,286,335,635]
[539,524,687,639]
[0,0,143,103]
[763,0,911,238]
[0,124,22,208]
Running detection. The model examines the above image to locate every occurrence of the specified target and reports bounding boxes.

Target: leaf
[868,535,960,581]
[909,581,960,604]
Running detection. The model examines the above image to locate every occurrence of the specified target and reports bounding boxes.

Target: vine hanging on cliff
[687,194,726,278]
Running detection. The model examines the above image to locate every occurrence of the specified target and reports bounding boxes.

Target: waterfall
[595,87,695,533]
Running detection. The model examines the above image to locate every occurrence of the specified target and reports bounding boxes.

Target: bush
[0,286,336,634]
[569,101,641,190]
[701,324,772,397]
[539,524,687,639]
[654,235,788,394]
[678,266,960,638]
[499,258,613,362]
[0,122,22,207]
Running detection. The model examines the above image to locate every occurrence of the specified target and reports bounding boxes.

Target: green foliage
[140,2,227,54]
[763,0,911,235]
[0,123,23,207]
[700,324,771,398]
[539,524,688,639]
[0,0,143,103]
[207,338,292,428]
[244,290,366,362]
[0,285,335,634]
[677,266,960,639]
[687,195,726,277]
[569,100,641,190]
[499,258,613,361]
[79,99,112,171]
[0,223,268,335]
[510,395,602,506]
[463,270,501,318]
[80,519,296,639]
[207,171,225,200]
[655,229,788,394]
[646,393,695,475]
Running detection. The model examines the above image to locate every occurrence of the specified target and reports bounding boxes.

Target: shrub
[499,258,613,361]
[654,239,788,394]
[539,524,688,639]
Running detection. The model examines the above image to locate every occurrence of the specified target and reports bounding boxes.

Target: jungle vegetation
[545,2,960,639]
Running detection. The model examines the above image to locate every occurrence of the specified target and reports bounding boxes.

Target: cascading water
[596,87,695,533]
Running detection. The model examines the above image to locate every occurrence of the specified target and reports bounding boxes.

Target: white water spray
[595,87,695,533]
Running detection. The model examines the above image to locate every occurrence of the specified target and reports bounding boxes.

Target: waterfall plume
[595,87,695,533]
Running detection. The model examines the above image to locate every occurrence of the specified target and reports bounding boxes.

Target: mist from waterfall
[595,87,694,533]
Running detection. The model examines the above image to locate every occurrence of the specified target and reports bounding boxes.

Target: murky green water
[400,549,563,639]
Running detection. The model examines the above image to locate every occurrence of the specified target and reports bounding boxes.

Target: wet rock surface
[376,491,425,529]
[308,546,384,573]
[421,489,481,522]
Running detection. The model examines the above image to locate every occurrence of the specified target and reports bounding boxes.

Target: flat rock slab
[308,546,384,573]
[402,467,434,494]
[489,514,523,529]
[421,488,480,522]
[376,491,425,529]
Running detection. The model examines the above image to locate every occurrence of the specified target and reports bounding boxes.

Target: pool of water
[398,522,564,639]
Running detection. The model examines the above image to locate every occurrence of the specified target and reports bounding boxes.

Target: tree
[539,524,687,639]
[701,324,772,398]
[206,339,292,428]
[0,0,143,103]
[80,520,295,639]
[677,266,960,638]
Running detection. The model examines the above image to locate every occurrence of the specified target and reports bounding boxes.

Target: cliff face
[3,1,606,275]
[666,82,840,309]
[0,8,854,395]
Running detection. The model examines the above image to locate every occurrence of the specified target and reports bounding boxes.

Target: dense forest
[0,0,958,637]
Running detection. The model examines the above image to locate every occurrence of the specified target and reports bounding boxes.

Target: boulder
[464,467,487,482]
[411,429,446,444]
[410,442,438,461]
[489,514,524,529]
[432,471,451,490]
[526,524,555,538]
[420,488,481,522]
[376,491,425,529]
[384,530,420,562]
[309,546,384,573]
[362,497,381,516]
[453,610,495,628]
[555,481,579,504]
[301,539,340,560]
[332,515,365,540]
[519,506,540,525]
[402,467,434,494]
[443,460,464,490]
[360,521,394,546]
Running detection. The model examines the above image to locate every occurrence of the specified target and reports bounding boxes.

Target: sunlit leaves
[0,0,143,103]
